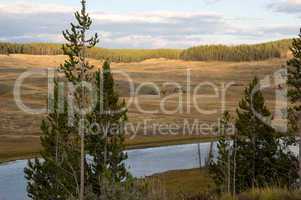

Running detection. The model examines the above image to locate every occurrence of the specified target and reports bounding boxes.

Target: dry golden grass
[0,54,286,161]
[0,54,102,69]
[152,169,301,200]
[0,136,41,163]
[152,168,215,199]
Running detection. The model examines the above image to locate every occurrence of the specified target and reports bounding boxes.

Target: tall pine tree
[211,78,300,194]
[25,80,83,199]
[59,0,99,198]
[86,60,129,196]
[25,1,129,199]
[209,111,233,194]
[234,77,299,192]
[25,0,98,197]
[287,28,301,176]
[288,30,301,109]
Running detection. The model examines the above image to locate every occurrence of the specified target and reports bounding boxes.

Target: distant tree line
[0,39,293,62]
[0,43,63,55]
[0,42,181,62]
[180,39,292,62]
[87,48,182,62]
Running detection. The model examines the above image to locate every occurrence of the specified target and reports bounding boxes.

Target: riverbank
[0,142,216,199]
[0,135,216,163]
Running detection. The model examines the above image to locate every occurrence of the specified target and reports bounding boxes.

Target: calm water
[0,142,217,200]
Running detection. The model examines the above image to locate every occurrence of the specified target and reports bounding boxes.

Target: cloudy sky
[0,0,300,48]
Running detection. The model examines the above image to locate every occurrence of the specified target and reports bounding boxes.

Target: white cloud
[91,11,221,24]
[268,0,301,14]
[0,34,64,43]
[0,2,74,14]
[0,1,297,48]
[204,0,222,4]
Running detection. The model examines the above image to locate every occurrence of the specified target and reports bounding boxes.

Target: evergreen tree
[288,30,301,108]
[25,81,82,199]
[101,61,128,183]
[58,0,99,198]
[287,28,301,175]
[25,1,98,199]
[234,77,299,192]
[209,111,233,194]
[25,1,131,199]
[211,78,299,194]
[87,61,129,196]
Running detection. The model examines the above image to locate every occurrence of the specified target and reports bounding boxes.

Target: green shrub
[182,188,301,200]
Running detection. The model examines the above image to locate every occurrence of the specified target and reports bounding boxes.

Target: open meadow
[0,54,285,162]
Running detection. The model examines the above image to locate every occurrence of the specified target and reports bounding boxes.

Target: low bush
[182,188,301,200]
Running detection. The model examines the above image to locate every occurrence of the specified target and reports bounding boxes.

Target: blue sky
[0,0,300,48]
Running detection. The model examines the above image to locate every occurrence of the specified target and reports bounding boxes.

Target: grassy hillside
[0,39,293,62]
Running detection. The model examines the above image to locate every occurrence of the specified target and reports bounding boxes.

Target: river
[0,142,217,200]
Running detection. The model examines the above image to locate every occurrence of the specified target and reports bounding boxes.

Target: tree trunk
[297,115,301,178]
[233,133,237,196]
[299,130,301,178]
[80,133,85,200]
[197,143,202,170]
[227,140,231,194]
[79,22,86,200]
[206,142,214,167]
